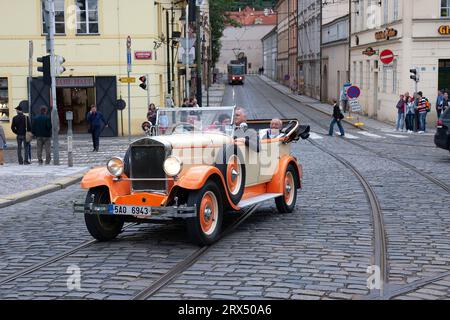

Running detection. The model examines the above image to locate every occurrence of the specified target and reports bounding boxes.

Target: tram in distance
[227,63,245,85]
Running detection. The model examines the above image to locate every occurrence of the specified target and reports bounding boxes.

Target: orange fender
[81,167,131,200]
[174,166,239,210]
[267,156,302,193]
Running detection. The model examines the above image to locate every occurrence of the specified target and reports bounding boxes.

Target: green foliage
[230,0,276,10]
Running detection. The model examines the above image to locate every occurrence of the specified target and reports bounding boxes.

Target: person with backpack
[416,91,430,133]
[32,106,52,165]
[329,100,345,137]
[11,105,32,164]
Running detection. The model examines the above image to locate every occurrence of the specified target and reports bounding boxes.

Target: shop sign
[438,25,450,35]
[363,47,377,56]
[134,51,153,60]
[375,28,398,41]
[56,77,95,88]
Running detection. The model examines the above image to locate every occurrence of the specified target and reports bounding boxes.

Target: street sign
[347,86,361,99]
[380,49,394,65]
[134,51,152,60]
[119,77,136,83]
[127,50,132,73]
[349,99,362,112]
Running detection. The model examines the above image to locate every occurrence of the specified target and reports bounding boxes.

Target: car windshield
[156,107,235,136]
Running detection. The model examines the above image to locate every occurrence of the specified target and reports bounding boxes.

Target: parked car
[75,107,310,245]
[435,107,450,153]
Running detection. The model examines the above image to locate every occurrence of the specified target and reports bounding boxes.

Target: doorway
[439,59,450,91]
[57,87,95,134]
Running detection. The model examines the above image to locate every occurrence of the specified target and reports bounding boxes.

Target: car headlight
[107,157,124,177]
[163,156,183,177]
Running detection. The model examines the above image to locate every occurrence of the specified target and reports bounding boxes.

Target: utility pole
[127,36,132,141]
[166,10,171,96]
[171,7,175,98]
[185,3,190,99]
[195,3,202,107]
[46,0,60,165]
[28,41,33,120]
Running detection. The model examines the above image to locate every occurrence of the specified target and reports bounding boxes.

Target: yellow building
[0,0,188,138]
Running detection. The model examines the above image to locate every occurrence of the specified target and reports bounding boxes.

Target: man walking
[32,106,52,165]
[11,106,31,165]
[329,100,345,137]
[87,105,106,152]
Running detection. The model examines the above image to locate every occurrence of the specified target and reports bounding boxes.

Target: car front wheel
[84,187,124,241]
[275,164,298,214]
[186,181,223,245]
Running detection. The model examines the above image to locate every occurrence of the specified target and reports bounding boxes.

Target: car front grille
[130,145,167,192]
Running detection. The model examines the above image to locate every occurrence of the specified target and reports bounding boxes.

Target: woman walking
[329,100,345,137]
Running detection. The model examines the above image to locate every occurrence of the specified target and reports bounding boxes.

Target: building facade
[276,0,289,85]
[321,1,349,104]
[297,0,321,99]
[217,7,276,75]
[0,0,187,139]
[262,27,278,80]
[288,0,298,91]
[350,0,450,125]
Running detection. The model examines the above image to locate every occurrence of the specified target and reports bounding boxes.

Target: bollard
[66,111,73,167]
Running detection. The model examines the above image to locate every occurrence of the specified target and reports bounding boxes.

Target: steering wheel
[171,122,202,133]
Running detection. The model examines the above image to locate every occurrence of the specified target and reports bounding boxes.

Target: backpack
[425,99,431,112]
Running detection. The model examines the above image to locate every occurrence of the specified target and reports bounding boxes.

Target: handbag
[25,116,33,143]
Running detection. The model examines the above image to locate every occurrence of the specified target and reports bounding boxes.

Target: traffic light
[139,76,147,90]
[54,55,66,76]
[37,55,51,85]
[410,69,419,82]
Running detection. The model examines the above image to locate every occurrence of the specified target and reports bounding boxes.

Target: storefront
[29,76,118,137]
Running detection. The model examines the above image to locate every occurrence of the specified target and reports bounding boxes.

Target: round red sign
[380,49,394,65]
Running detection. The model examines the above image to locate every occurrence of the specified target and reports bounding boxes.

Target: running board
[238,193,283,209]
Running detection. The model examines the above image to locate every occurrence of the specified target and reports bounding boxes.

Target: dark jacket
[87,111,105,128]
[11,113,31,136]
[332,104,344,121]
[396,99,406,113]
[32,114,52,138]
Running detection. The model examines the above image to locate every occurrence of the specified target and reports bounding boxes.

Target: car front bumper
[434,129,449,150]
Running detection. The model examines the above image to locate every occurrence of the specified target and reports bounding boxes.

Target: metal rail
[132,204,260,300]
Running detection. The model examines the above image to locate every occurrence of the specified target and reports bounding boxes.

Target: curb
[0,172,85,210]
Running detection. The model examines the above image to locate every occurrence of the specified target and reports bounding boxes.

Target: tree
[210,0,240,67]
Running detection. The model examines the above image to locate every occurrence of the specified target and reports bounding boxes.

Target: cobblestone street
[0,76,449,300]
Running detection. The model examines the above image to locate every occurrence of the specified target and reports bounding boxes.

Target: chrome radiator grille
[130,145,167,191]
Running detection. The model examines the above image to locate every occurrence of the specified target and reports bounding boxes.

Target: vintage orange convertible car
[75,107,310,245]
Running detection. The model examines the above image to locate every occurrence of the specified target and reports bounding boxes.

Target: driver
[233,107,258,151]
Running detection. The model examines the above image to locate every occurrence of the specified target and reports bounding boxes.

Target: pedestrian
[416,91,431,133]
[86,105,106,152]
[181,98,189,108]
[147,103,157,125]
[191,98,200,108]
[11,106,32,165]
[436,90,444,119]
[340,88,349,113]
[329,100,345,137]
[395,94,406,131]
[0,122,6,165]
[32,106,52,165]
[405,96,415,133]
[442,92,450,115]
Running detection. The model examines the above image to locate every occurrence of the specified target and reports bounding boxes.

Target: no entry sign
[347,86,361,99]
[380,49,394,65]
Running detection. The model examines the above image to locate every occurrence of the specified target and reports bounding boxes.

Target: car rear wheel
[186,181,223,245]
[216,145,246,206]
[84,187,124,241]
[275,164,298,214]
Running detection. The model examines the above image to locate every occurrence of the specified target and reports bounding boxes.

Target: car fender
[267,156,302,193]
[174,166,239,210]
[81,167,131,200]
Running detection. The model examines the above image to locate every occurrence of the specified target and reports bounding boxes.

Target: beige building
[0,0,189,139]
[350,0,450,125]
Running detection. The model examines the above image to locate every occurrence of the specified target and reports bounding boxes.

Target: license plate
[108,205,152,216]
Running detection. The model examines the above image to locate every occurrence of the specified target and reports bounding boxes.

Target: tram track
[247,76,450,299]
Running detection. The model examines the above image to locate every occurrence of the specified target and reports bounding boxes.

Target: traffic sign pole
[127,36,132,141]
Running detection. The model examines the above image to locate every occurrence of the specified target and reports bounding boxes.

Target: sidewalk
[259,75,396,133]
[202,83,226,106]
[0,163,89,209]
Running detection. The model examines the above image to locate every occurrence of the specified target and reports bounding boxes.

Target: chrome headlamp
[163,156,183,177]
[107,157,124,177]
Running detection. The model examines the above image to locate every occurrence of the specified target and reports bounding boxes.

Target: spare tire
[216,144,246,205]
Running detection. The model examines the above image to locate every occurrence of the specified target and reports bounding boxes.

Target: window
[382,66,387,93]
[0,78,10,122]
[360,61,364,88]
[393,0,399,20]
[359,0,365,31]
[392,60,398,93]
[76,0,99,34]
[366,60,371,89]
[383,0,389,24]
[42,0,65,34]
[353,62,357,84]
[442,0,450,17]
